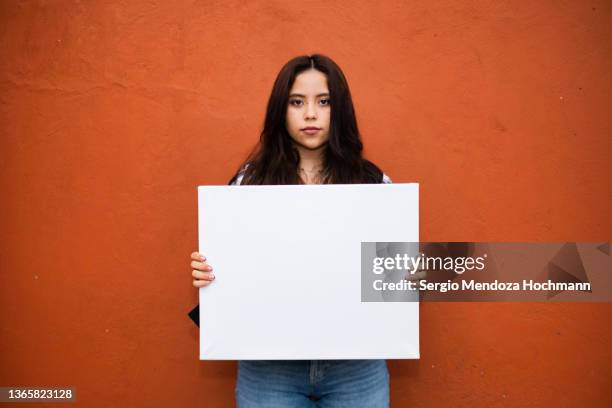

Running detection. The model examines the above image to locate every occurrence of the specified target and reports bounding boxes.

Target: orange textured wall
[1,1,610,407]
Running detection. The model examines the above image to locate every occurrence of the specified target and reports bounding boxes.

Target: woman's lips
[301,128,321,135]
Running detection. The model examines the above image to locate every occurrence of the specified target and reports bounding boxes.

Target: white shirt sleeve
[231,163,250,186]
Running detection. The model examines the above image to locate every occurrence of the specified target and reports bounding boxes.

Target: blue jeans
[236,359,389,407]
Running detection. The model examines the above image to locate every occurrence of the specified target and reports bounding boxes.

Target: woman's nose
[305,105,317,119]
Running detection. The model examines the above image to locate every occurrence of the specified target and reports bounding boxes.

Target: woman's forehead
[291,70,329,94]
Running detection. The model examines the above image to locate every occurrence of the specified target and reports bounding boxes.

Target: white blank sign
[198,183,419,360]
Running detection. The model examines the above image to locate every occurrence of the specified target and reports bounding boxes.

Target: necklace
[299,166,323,183]
[299,166,322,175]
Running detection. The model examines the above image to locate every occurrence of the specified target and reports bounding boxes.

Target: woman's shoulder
[229,163,251,186]
[362,159,391,184]
[230,162,391,185]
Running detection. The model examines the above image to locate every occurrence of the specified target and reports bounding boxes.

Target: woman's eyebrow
[289,93,330,97]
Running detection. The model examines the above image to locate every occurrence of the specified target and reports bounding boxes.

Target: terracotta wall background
[1,1,610,407]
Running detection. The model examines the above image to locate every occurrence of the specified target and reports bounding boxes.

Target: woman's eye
[289,99,329,106]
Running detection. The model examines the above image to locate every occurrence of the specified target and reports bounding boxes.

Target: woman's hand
[191,251,215,288]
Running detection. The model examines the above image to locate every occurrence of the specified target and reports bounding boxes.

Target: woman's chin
[295,138,328,151]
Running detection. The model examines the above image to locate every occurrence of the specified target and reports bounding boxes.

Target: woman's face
[285,69,331,151]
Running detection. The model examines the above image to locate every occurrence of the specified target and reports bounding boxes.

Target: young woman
[191,54,393,407]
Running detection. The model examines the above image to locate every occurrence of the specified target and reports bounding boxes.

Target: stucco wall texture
[0,1,610,407]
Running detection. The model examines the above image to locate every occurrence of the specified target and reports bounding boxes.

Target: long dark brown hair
[229,54,384,185]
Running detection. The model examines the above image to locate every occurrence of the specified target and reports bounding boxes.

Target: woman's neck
[295,144,324,172]
[295,144,325,184]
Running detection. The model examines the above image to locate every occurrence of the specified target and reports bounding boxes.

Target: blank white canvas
[198,183,419,360]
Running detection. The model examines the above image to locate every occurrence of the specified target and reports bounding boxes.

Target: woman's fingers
[191,251,214,287]
[192,270,215,288]
[190,260,213,271]
[193,278,213,288]
[192,269,215,281]
[191,252,206,262]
